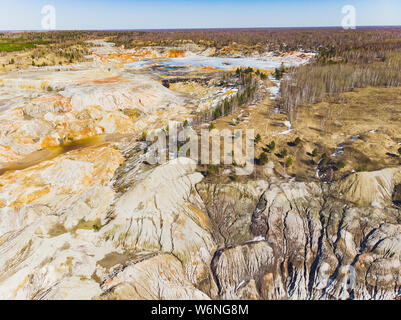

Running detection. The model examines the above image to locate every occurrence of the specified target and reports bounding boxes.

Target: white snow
[273,121,292,136]
[252,235,266,242]
[127,53,314,71]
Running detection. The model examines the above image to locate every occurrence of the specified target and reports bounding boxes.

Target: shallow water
[0,134,128,176]
[127,55,285,71]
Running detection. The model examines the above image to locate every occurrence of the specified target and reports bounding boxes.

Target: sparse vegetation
[293,137,301,146]
[312,148,319,157]
[280,148,288,158]
[259,152,268,165]
[279,28,401,121]
[267,141,276,152]
[336,160,346,169]
[206,164,220,176]
[286,157,293,167]
[273,64,287,80]
[193,67,259,125]
[320,153,328,165]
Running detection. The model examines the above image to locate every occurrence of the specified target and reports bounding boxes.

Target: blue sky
[1,0,400,30]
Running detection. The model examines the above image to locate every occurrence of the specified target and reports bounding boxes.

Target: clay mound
[337,167,401,206]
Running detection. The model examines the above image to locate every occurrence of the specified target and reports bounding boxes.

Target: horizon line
[1,25,401,33]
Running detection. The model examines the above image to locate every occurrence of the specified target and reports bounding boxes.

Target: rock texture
[0,156,219,300]
[210,169,401,300]
[0,147,400,300]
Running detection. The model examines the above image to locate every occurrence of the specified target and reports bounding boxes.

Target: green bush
[255,133,261,144]
[312,148,319,157]
[207,164,220,175]
[183,119,189,128]
[141,131,147,141]
[294,137,301,146]
[274,64,287,80]
[209,122,215,130]
[336,160,346,169]
[398,147,401,155]
[280,148,288,157]
[320,153,329,165]
[213,106,222,118]
[259,152,269,165]
[286,157,293,167]
[268,141,276,151]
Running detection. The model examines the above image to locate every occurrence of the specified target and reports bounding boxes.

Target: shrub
[286,157,293,167]
[259,152,269,165]
[280,148,288,157]
[398,147,401,155]
[47,86,53,92]
[336,160,346,169]
[312,148,319,157]
[255,133,261,144]
[209,122,215,130]
[207,164,219,175]
[213,106,222,118]
[141,131,147,141]
[320,153,329,165]
[268,141,276,151]
[273,64,286,80]
[294,137,301,146]
[183,119,189,128]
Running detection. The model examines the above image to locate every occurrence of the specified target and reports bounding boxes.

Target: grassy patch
[0,38,53,52]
